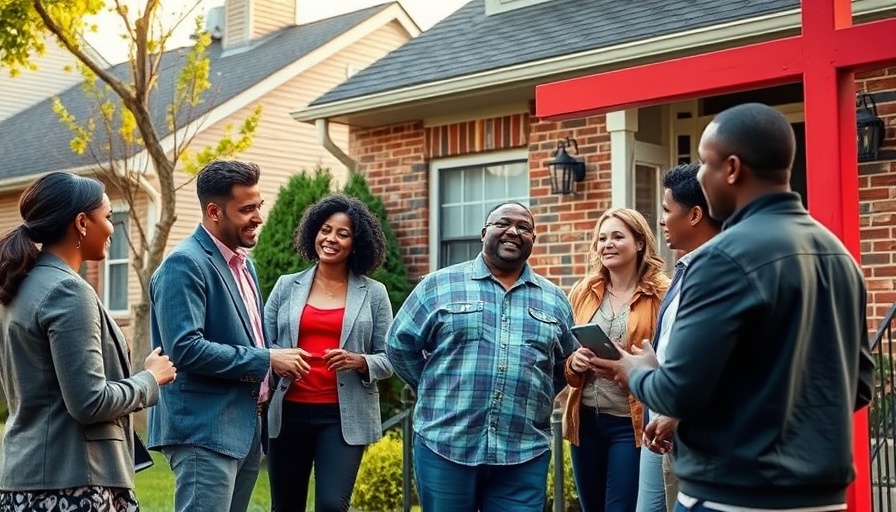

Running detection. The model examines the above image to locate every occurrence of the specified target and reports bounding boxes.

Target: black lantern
[857,92,885,162]
[548,137,586,195]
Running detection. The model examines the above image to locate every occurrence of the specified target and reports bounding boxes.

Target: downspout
[316,118,360,173]
[132,173,159,242]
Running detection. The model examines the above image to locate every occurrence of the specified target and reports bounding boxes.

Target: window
[104,211,130,313]
[430,151,529,269]
[634,163,672,264]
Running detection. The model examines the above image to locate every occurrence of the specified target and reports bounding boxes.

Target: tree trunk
[131,301,151,367]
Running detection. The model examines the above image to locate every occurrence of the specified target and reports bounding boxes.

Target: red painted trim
[535,38,804,119]
[828,18,896,70]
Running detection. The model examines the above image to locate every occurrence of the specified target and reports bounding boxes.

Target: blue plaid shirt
[386,254,577,466]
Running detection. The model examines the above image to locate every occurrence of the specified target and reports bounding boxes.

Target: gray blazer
[265,267,393,445]
[0,253,159,490]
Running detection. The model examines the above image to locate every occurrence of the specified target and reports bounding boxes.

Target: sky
[85,0,470,64]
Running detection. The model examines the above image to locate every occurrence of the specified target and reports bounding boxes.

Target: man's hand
[323,349,368,373]
[643,415,678,454]
[270,348,312,380]
[589,339,659,389]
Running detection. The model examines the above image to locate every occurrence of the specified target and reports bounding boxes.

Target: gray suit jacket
[265,267,393,445]
[147,226,270,459]
[0,253,159,490]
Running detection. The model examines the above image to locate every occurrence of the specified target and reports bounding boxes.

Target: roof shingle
[310,0,799,106]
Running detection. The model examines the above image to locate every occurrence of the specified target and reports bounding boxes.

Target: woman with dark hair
[0,172,176,511]
[563,208,669,512]
[265,194,394,512]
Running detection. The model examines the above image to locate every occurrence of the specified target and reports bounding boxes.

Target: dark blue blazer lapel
[651,265,685,349]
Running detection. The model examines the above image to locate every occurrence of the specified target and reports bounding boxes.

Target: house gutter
[292,0,894,123]
[316,118,360,173]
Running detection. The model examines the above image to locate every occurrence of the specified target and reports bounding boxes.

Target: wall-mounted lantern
[548,137,586,195]
[857,92,885,163]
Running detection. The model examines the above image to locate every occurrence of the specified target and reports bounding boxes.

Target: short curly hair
[295,194,387,276]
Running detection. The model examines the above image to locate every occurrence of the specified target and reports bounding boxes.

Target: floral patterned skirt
[0,486,138,512]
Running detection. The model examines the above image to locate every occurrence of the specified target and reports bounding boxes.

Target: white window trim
[485,0,555,16]
[428,148,529,272]
[103,201,130,316]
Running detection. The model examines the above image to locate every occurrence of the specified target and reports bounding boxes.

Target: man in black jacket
[593,102,874,511]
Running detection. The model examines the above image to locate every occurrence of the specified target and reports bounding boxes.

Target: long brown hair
[587,208,667,290]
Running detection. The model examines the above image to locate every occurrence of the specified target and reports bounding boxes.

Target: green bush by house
[546,440,580,512]
[353,432,417,511]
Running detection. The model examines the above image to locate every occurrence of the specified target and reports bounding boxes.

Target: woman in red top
[264,195,394,512]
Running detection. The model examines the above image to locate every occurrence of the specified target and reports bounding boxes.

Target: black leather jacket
[631,192,874,509]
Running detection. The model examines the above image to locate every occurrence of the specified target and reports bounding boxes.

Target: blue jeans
[413,436,550,512]
[636,449,666,512]
[161,416,262,512]
[570,411,640,512]
[268,402,365,512]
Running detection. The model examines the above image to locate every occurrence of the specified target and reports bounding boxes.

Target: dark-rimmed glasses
[485,221,536,238]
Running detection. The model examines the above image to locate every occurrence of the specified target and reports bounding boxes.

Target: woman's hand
[323,348,368,373]
[569,347,596,374]
[144,347,177,386]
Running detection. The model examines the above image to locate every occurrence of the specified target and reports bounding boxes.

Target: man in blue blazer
[148,160,308,512]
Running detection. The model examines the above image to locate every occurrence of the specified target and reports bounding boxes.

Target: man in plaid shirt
[387,202,577,512]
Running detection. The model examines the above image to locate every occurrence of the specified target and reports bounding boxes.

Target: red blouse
[284,304,345,404]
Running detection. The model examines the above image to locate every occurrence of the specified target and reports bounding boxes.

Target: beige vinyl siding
[252,0,296,39]
[0,191,23,236]
[163,20,413,254]
[0,43,84,122]
[224,0,251,50]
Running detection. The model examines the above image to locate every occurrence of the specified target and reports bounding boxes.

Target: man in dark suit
[148,160,307,512]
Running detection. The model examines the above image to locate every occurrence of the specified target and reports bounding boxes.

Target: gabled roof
[309,0,799,107]
[0,3,397,182]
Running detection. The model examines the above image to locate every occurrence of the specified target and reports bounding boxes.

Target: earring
[76,230,85,249]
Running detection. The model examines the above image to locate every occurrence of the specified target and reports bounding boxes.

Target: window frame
[428,149,529,271]
[103,203,131,316]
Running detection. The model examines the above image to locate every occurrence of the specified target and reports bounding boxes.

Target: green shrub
[341,172,412,314]
[352,433,417,512]
[546,441,580,512]
[253,166,333,299]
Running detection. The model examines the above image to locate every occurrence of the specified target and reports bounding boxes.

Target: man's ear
[726,155,743,185]
[206,202,221,222]
[689,206,703,226]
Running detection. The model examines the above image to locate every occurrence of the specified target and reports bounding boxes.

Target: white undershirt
[678,492,846,512]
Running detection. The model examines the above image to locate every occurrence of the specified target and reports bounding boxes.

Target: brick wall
[857,66,896,330]
[527,106,611,289]
[350,122,429,278]
[350,68,896,329]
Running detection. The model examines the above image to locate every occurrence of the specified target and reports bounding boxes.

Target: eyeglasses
[485,221,536,238]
